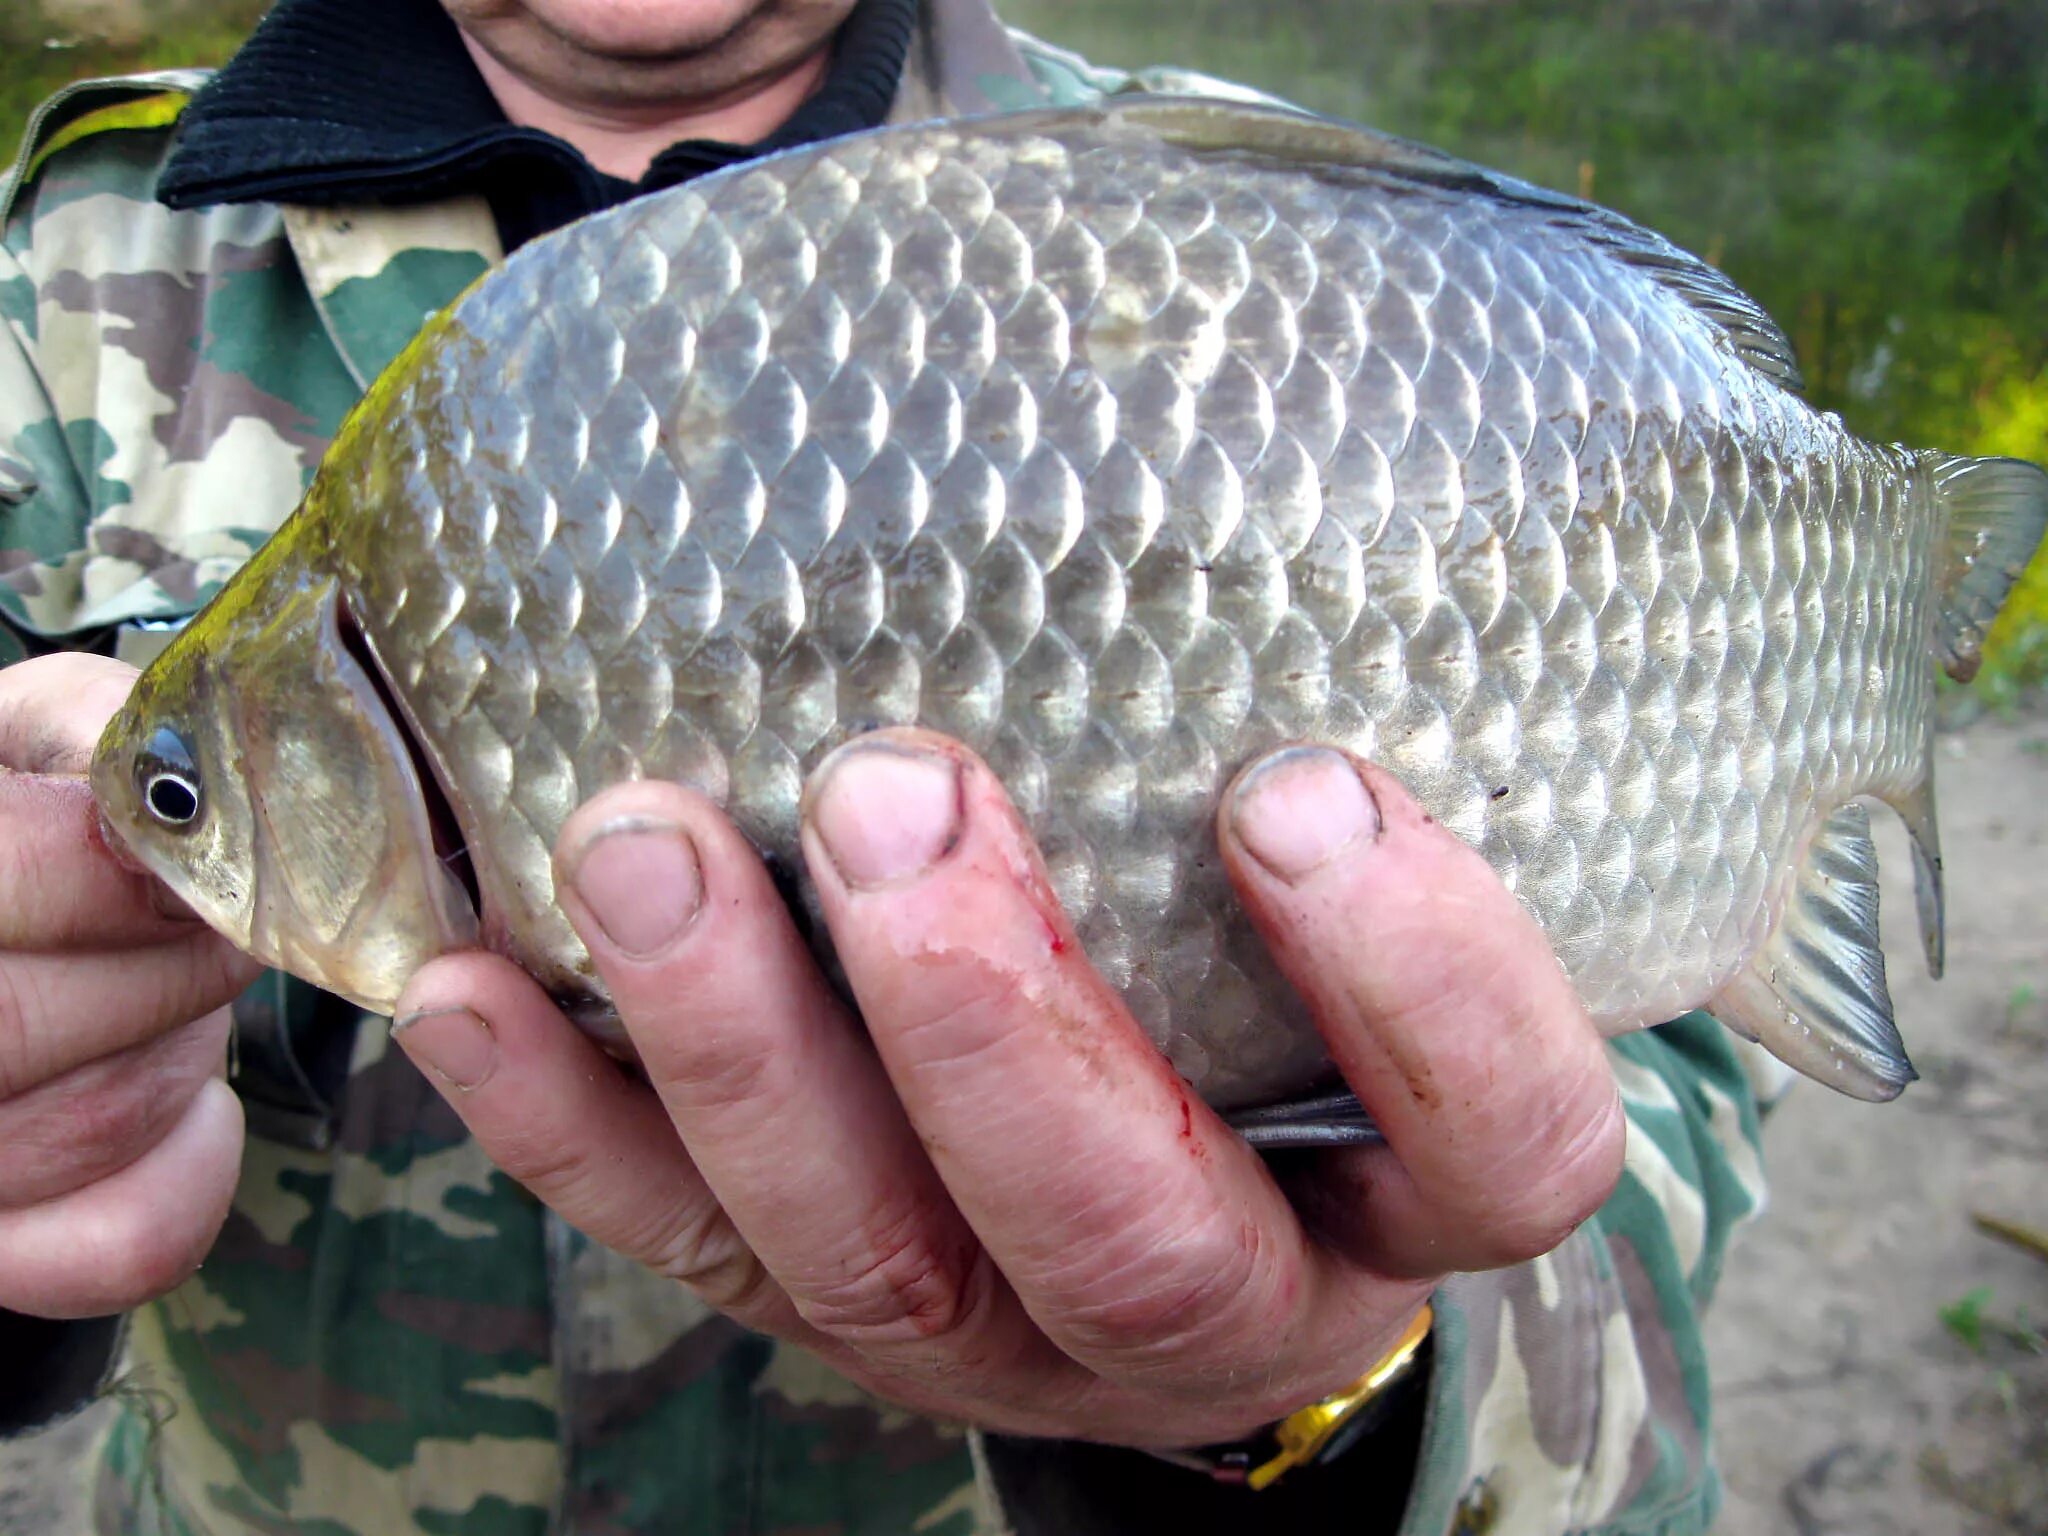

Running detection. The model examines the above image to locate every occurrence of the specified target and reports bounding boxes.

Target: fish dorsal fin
[1100,97,1805,392]
[1709,803,1915,1102]
[1928,455,2048,683]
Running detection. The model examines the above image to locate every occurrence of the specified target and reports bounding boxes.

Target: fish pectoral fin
[1931,455,2048,683]
[1708,803,1916,1103]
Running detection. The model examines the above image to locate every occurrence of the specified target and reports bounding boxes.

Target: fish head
[92,529,480,1015]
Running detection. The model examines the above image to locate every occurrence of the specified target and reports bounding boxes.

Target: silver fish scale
[333,107,1934,1109]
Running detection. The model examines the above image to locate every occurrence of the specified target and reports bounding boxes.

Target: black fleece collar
[157,0,916,248]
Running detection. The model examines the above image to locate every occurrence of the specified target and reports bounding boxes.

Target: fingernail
[1230,748,1380,883]
[393,1007,496,1090]
[805,741,962,889]
[561,816,704,958]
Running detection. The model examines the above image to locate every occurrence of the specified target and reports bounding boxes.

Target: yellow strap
[24,91,189,185]
[1246,1302,1435,1490]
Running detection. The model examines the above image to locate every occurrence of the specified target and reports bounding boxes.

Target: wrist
[975,1315,1434,1536]
[1152,1303,1435,1489]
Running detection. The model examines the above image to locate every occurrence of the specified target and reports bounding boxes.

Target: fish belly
[341,110,1937,1109]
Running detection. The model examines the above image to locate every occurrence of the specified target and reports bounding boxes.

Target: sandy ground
[3,716,2045,1534]
[1707,715,2048,1536]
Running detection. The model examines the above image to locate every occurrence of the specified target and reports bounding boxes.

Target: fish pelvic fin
[1709,803,1916,1103]
[1930,454,2048,683]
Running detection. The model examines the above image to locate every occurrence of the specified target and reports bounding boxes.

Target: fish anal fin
[1930,455,2048,683]
[1709,803,1915,1103]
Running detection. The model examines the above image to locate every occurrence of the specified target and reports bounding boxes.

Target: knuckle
[0,963,50,1101]
[46,1072,182,1177]
[477,1121,784,1321]
[487,1123,593,1197]
[1052,1212,1283,1369]
[646,1021,781,1115]
[1371,911,1525,1031]
[880,978,1021,1077]
[649,1210,775,1317]
[1462,1087,1628,1268]
[0,785,91,899]
[795,1201,990,1348]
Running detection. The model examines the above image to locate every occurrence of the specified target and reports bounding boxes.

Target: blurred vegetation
[1010,0,2048,701]
[6,0,2047,696]
[1931,1278,2048,1527]
[1,0,269,155]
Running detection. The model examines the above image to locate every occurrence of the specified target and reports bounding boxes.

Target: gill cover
[97,568,478,1014]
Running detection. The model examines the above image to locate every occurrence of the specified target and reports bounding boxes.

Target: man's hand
[0,655,260,1319]
[394,731,1625,1446]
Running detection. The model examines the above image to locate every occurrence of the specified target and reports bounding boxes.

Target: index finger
[0,655,205,949]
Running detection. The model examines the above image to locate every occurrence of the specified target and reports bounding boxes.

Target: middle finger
[0,1005,231,1210]
[797,731,1352,1394]
[0,935,258,1095]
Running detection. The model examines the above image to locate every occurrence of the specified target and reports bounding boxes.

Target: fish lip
[331,597,482,925]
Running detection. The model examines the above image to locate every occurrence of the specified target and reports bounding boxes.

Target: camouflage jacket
[1,5,1779,1532]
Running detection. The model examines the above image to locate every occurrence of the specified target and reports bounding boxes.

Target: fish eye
[135,726,204,829]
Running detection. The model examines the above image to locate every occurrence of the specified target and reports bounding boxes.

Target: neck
[459,33,833,180]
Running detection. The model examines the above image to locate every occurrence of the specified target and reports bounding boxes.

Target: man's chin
[535,0,750,61]
[474,0,843,65]
[446,0,855,112]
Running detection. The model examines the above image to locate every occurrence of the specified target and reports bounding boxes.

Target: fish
[93,96,2048,1123]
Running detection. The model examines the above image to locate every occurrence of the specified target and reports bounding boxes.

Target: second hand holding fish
[391,727,1624,1448]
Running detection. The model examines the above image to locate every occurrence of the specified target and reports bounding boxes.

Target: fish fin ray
[1098,96,1803,391]
[1708,803,1915,1102]
[1929,454,2048,683]
[1224,1086,1382,1149]
[1878,772,1945,978]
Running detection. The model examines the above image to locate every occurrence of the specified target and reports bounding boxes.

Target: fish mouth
[333,598,482,926]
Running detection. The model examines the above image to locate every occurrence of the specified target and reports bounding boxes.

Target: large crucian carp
[93,98,2048,1130]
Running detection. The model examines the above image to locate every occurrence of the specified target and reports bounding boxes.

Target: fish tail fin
[1929,453,2048,683]
[1709,803,1915,1102]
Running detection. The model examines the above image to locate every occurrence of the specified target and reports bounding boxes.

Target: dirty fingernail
[563,817,704,958]
[1230,748,1380,883]
[806,742,962,889]
[393,1007,497,1091]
